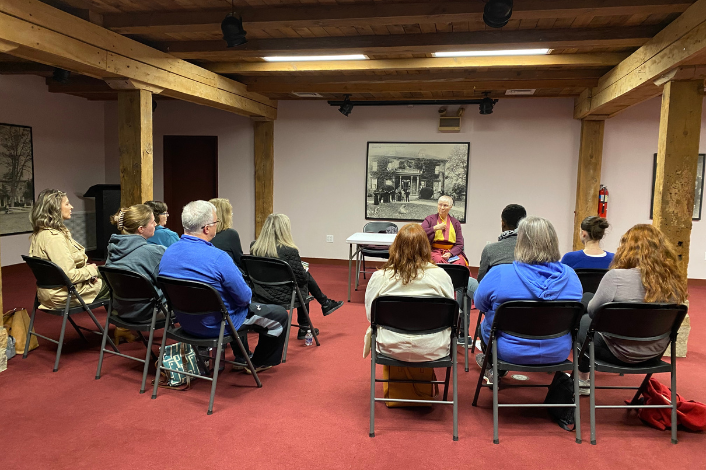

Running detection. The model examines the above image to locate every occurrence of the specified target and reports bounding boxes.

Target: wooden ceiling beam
[102,0,691,35]
[244,79,598,94]
[206,53,629,74]
[0,0,276,119]
[164,25,660,60]
[575,0,706,118]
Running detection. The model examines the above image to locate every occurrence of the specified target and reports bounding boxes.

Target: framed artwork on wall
[650,153,705,221]
[0,123,35,236]
[365,142,470,222]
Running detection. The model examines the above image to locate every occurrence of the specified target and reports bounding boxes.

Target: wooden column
[254,121,274,238]
[0,242,3,315]
[653,80,704,279]
[572,120,605,250]
[118,89,153,207]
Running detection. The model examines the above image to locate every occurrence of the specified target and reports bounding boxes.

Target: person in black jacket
[209,198,244,269]
[251,213,343,339]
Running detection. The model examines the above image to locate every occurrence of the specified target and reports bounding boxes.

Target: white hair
[438,195,454,206]
[181,200,217,234]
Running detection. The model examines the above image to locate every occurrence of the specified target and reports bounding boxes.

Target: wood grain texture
[118,89,153,207]
[573,120,605,250]
[254,121,274,238]
[652,80,704,279]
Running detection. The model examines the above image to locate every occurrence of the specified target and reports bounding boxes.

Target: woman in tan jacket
[29,189,102,309]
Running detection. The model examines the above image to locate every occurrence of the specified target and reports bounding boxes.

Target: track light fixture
[479,93,498,115]
[483,0,513,28]
[338,94,354,117]
[52,68,71,84]
[221,0,247,47]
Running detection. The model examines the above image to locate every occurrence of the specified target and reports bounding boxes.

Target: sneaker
[297,327,319,340]
[475,353,486,369]
[579,378,591,396]
[321,299,344,316]
[243,365,273,375]
[483,368,495,385]
[457,336,467,346]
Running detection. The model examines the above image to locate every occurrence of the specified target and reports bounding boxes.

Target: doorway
[163,135,218,235]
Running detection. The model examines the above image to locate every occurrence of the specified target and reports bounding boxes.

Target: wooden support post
[572,120,605,250]
[652,80,704,279]
[254,121,274,238]
[118,89,153,207]
[0,242,3,315]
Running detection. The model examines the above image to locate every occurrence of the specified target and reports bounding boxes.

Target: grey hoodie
[105,234,166,322]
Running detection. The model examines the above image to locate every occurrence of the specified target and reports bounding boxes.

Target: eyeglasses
[201,220,219,229]
[159,212,169,216]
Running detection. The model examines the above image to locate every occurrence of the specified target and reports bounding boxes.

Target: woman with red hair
[577,224,688,394]
[363,223,455,362]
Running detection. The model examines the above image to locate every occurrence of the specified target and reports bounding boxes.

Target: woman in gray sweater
[577,224,687,394]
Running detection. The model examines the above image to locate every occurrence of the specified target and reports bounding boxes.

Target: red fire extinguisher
[598,185,609,218]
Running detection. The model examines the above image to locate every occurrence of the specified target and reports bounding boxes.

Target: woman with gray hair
[421,195,468,265]
[473,216,582,384]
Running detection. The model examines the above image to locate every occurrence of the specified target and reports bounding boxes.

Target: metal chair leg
[297,289,319,346]
[67,316,89,343]
[492,339,499,444]
[281,293,296,363]
[573,343,582,444]
[671,341,678,444]
[369,336,377,438]
[471,310,483,353]
[151,323,170,400]
[53,301,72,372]
[95,310,112,380]
[463,296,469,372]
[443,367,451,401]
[589,341,597,445]
[207,323,226,415]
[23,304,38,359]
[140,311,160,394]
[452,340,458,441]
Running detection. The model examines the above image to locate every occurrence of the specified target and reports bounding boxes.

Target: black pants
[296,272,327,326]
[235,302,289,367]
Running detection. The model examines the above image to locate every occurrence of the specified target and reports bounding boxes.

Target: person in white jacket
[364,223,455,362]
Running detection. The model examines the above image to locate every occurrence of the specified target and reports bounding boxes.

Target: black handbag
[544,371,576,431]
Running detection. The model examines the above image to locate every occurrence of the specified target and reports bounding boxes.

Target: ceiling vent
[505,89,536,96]
[291,92,323,98]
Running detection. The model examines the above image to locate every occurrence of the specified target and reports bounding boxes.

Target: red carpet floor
[1,263,704,469]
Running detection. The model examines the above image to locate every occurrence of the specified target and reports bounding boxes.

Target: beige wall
[0,75,105,266]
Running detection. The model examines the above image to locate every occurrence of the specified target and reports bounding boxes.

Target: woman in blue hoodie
[474,216,582,382]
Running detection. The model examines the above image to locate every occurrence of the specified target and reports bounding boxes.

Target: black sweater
[212,228,244,269]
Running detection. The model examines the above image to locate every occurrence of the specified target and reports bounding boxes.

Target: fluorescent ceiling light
[263,54,367,62]
[432,49,551,57]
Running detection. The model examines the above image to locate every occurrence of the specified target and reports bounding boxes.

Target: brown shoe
[114,327,138,345]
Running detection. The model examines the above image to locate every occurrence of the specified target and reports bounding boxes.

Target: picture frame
[365,142,470,222]
[650,152,705,220]
[0,123,35,236]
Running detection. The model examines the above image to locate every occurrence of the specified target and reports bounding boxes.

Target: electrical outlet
[326,235,334,243]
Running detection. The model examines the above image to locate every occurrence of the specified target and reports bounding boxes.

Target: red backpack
[633,378,706,431]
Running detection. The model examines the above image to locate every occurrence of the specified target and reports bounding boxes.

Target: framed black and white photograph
[650,152,705,220]
[0,123,35,235]
[365,142,470,222]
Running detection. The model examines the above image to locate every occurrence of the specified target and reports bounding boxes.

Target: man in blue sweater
[159,200,288,373]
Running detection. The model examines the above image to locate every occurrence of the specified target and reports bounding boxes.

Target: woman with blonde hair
[209,198,244,269]
[473,216,583,384]
[251,213,343,339]
[363,223,455,362]
[104,205,166,331]
[144,200,179,247]
[29,188,102,309]
[577,224,688,394]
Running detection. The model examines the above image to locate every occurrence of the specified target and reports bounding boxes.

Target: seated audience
[29,188,102,308]
[209,198,244,269]
[461,203,526,345]
[144,200,179,247]
[577,224,687,394]
[159,200,288,373]
[561,216,613,269]
[474,216,582,384]
[250,213,344,339]
[421,195,468,266]
[105,204,166,331]
[363,223,455,361]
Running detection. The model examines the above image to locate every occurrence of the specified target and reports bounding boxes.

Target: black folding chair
[472,300,585,444]
[574,269,608,294]
[577,302,688,445]
[438,264,471,372]
[96,266,168,393]
[240,255,319,363]
[369,296,461,441]
[21,255,116,372]
[355,221,398,289]
[153,276,261,415]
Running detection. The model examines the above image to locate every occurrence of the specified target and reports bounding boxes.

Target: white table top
[346,232,397,245]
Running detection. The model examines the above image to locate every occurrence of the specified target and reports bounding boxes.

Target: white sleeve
[364,270,385,322]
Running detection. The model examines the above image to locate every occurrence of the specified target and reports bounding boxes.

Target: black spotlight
[52,68,71,84]
[222,0,247,47]
[479,95,498,115]
[483,0,513,28]
[339,95,354,117]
